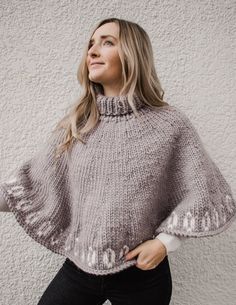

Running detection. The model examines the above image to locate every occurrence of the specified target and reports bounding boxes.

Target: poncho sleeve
[155,107,236,238]
[0,127,71,255]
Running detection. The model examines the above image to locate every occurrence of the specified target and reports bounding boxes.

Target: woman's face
[87,22,123,96]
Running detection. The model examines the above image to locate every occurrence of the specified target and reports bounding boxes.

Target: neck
[102,88,123,97]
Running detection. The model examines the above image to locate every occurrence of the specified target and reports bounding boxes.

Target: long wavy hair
[53,17,169,159]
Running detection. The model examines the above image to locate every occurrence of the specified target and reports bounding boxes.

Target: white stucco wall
[0,1,235,304]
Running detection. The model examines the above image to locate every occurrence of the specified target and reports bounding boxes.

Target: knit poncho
[1,93,236,275]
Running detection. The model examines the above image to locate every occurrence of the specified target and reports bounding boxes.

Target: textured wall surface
[0,1,236,304]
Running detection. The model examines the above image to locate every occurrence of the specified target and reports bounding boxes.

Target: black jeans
[37,255,172,305]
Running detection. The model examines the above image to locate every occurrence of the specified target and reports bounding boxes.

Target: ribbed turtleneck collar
[95,92,146,116]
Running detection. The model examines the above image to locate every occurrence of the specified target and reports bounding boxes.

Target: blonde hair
[53,17,169,159]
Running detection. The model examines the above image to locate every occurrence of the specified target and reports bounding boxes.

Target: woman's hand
[124,239,167,270]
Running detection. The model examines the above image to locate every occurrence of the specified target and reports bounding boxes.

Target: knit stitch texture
[1,93,236,275]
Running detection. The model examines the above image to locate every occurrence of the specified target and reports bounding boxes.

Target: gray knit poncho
[1,93,236,275]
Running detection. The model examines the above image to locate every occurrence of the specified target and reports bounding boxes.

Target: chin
[89,74,107,83]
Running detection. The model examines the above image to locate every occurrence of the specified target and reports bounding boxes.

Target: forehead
[90,23,119,41]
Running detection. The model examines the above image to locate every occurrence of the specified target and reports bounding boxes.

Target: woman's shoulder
[47,126,67,146]
[151,104,193,128]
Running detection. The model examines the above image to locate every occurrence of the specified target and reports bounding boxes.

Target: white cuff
[155,232,183,254]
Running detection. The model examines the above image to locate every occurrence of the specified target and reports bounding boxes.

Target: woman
[1,18,235,305]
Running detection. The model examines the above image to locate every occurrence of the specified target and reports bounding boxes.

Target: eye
[104,40,113,46]
[88,40,113,50]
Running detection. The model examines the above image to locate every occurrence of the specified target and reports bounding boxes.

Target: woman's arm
[0,191,10,212]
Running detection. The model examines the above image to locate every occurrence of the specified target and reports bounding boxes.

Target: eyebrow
[89,35,117,43]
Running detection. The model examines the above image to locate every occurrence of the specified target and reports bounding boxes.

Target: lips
[90,62,104,66]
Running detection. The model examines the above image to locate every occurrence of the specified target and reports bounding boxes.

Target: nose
[88,43,100,56]
[87,47,101,66]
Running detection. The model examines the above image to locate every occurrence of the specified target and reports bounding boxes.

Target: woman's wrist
[155,232,184,254]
